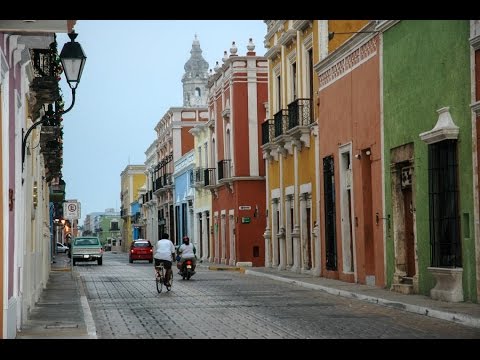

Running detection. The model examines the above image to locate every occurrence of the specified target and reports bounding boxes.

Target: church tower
[182,35,209,107]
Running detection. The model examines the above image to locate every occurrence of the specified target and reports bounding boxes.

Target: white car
[56,242,69,253]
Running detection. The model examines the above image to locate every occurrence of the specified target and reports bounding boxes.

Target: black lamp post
[22,31,87,166]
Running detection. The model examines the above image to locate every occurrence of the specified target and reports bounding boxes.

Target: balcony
[217,159,232,181]
[261,119,274,145]
[274,109,289,138]
[288,98,313,129]
[204,168,216,188]
[29,46,61,120]
[193,167,205,188]
[153,177,163,192]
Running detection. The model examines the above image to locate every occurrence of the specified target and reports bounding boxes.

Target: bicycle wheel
[156,268,163,293]
[166,270,173,291]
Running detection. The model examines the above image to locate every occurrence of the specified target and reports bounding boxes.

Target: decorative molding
[472,101,480,114]
[419,107,459,144]
[375,20,400,32]
[287,49,296,64]
[15,89,21,109]
[316,36,379,90]
[300,182,311,194]
[265,20,285,42]
[0,49,8,85]
[285,185,294,196]
[470,34,480,50]
[303,33,313,51]
[265,44,281,60]
[292,20,312,32]
[271,188,281,199]
[279,29,297,47]
[273,63,281,77]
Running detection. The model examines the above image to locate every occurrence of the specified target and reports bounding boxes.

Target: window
[323,156,337,270]
[110,221,119,231]
[195,87,201,97]
[291,62,297,101]
[308,48,313,101]
[428,139,461,267]
[276,75,282,112]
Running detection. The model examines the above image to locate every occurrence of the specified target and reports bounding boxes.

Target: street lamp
[21,31,87,166]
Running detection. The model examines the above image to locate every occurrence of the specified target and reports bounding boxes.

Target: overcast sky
[56,20,267,225]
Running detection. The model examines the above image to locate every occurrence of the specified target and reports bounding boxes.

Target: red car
[129,239,153,263]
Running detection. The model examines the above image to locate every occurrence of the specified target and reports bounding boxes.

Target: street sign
[64,200,80,219]
[241,217,251,224]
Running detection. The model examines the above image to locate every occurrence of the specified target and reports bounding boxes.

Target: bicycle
[155,262,173,293]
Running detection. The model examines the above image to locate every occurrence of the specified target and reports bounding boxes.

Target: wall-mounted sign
[241,217,251,224]
[239,205,251,211]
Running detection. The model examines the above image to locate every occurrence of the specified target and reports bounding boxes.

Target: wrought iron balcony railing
[287,98,312,130]
[261,119,274,145]
[274,109,289,138]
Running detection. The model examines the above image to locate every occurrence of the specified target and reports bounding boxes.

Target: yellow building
[262,20,367,276]
[189,122,213,262]
[120,165,146,251]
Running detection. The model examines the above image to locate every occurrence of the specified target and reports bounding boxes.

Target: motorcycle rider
[154,233,176,286]
[177,236,196,274]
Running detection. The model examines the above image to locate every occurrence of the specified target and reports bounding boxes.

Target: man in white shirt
[177,236,196,273]
[154,233,176,285]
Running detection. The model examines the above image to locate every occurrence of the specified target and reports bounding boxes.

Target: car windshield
[134,242,150,248]
[74,238,100,246]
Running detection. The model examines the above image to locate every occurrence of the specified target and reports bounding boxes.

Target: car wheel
[129,257,133,264]
[149,259,153,263]
[97,257,103,266]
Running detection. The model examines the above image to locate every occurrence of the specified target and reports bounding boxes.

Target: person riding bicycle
[154,233,176,286]
[177,236,196,274]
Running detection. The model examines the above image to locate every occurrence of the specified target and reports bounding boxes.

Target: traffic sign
[64,200,81,219]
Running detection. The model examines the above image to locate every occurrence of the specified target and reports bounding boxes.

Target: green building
[382,20,476,302]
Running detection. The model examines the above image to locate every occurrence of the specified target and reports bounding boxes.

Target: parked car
[56,242,69,254]
[129,239,153,263]
[71,236,103,266]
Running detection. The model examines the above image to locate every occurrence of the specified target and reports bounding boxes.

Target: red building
[206,40,268,266]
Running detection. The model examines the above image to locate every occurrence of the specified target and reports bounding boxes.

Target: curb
[244,269,480,329]
[208,266,245,273]
[73,270,98,339]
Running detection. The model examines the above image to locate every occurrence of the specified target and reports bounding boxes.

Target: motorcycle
[177,258,195,280]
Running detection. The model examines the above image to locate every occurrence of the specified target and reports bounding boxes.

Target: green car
[71,236,103,266]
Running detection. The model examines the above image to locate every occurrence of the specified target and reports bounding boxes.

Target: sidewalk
[200,261,480,329]
[15,252,96,339]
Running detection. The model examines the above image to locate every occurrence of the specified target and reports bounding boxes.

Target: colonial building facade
[190,121,213,261]
[381,20,476,302]
[315,21,384,286]
[206,39,268,267]
[120,165,146,251]
[152,37,209,246]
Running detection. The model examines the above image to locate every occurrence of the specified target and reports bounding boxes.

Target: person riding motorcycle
[177,236,196,274]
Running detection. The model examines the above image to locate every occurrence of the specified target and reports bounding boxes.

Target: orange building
[206,40,268,266]
[315,21,385,286]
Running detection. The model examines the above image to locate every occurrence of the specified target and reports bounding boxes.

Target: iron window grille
[428,139,461,268]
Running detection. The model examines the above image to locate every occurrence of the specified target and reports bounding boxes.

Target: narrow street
[75,252,480,339]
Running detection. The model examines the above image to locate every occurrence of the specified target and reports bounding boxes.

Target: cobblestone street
[75,253,480,339]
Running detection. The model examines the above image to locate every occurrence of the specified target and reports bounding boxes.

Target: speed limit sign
[64,200,81,219]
